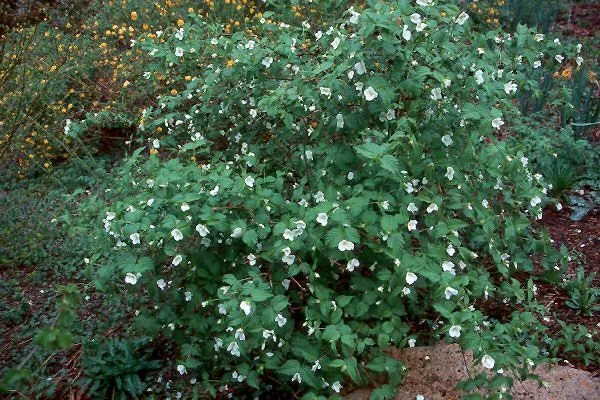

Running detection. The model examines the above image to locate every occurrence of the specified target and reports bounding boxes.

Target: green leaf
[356,142,389,160]
[369,384,396,400]
[380,155,399,174]
[251,287,273,302]
[278,359,302,376]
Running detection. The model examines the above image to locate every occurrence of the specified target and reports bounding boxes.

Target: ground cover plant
[0,0,598,399]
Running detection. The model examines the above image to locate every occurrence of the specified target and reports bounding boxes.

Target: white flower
[504,81,518,94]
[125,273,138,285]
[354,61,366,75]
[316,213,328,226]
[181,202,190,212]
[449,325,462,338]
[481,354,495,369]
[402,25,412,41]
[416,0,432,6]
[407,220,418,231]
[408,338,416,348]
[338,240,355,252]
[227,341,240,357]
[456,12,469,25]
[364,86,379,101]
[530,196,542,207]
[106,211,116,221]
[534,60,542,69]
[240,300,252,315]
[244,176,255,188]
[245,40,255,50]
[196,224,210,237]
[534,33,544,42]
[444,286,459,299]
[348,8,361,24]
[442,261,456,275]
[261,57,274,68]
[157,279,167,290]
[556,202,563,211]
[336,113,344,129]
[347,258,360,272]
[407,203,418,213]
[130,233,140,245]
[441,135,453,146]
[430,87,442,100]
[446,244,456,257]
[576,56,583,67]
[171,229,184,241]
[319,87,332,98]
[175,28,184,40]
[445,167,455,181]
[175,47,184,57]
[283,229,296,241]
[555,54,564,63]
[172,255,183,266]
[331,37,341,50]
[177,365,187,375]
[417,396,425,400]
[185,291,192,301]
[332,381,343,393]
[230,227,243,238]
[474,69,484,85]
[235,328,246,341]
[492,118,504,130]
[209,185,219,196]
[311,360,321,372]
[406,272,418,285]
[152,139,160,148]
[410,13,422,24]
[291,372,302,383]
[426,203,438,213]
[281,247,296,265]
[482,199,489,208]
[275,313,287,327]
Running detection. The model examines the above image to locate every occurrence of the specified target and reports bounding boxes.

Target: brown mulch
[556,3,600,38]
[534,200,600,371]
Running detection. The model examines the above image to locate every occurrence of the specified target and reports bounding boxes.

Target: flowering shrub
[83,1,586,398]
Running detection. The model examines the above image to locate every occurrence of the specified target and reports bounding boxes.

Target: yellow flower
[130,11,138,21]
[177,19,185,27]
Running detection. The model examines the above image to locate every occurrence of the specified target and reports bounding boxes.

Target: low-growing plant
[81,336,162,400]
[542,159,578,197]
[547,321,599,367]
[565,266,600,317]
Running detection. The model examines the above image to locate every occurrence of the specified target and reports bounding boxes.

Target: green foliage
[81,337,161,400]
[0,158,107,271]
[547,321,600,367]
[1,0,598,398]
[69,1,596,397]
[565,266,600,316]
[542,159,577,197]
